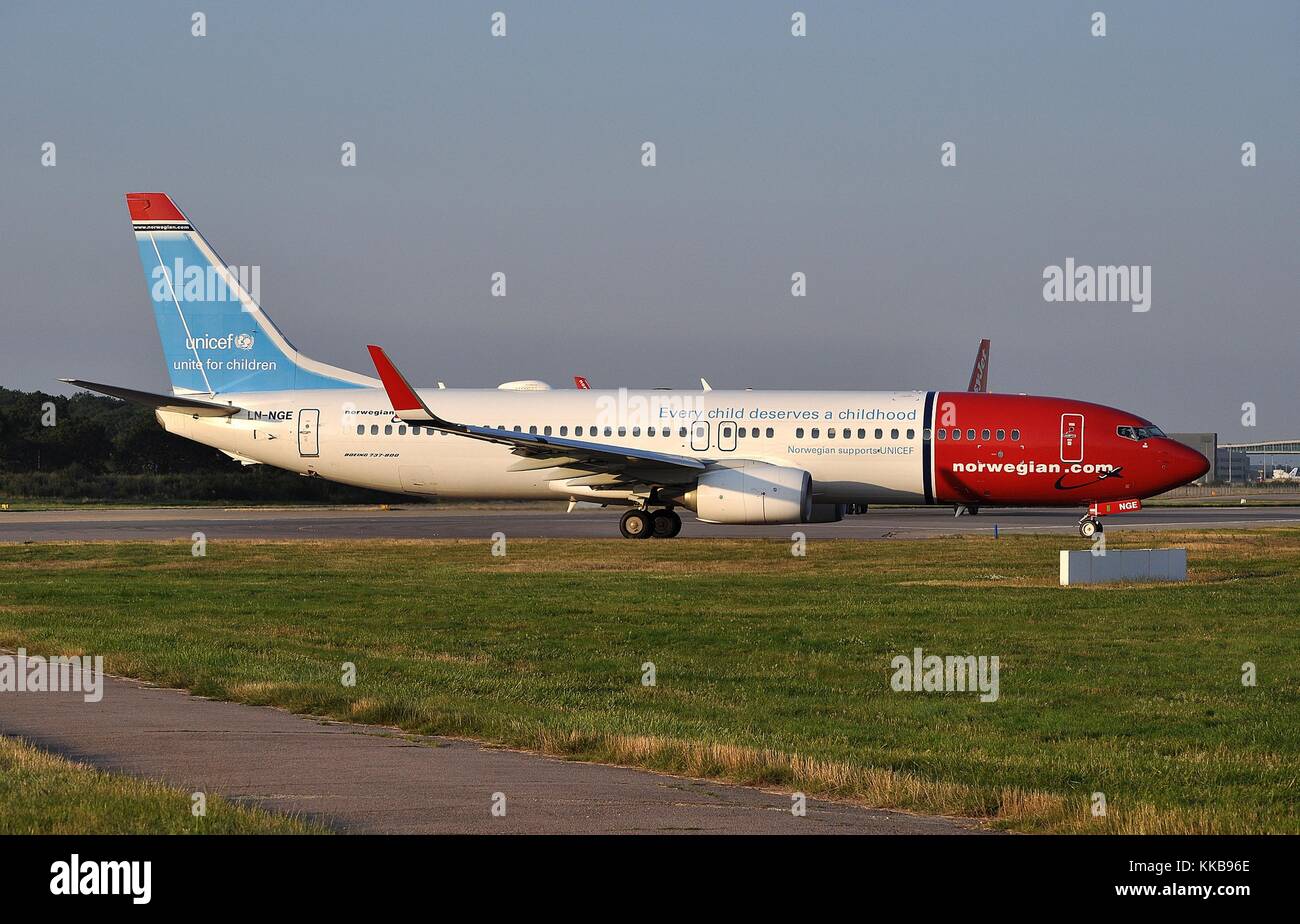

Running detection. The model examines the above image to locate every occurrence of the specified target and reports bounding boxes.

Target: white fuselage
[160,387,931,504]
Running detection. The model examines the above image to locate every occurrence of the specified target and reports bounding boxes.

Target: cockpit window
[1117,424,1168,441]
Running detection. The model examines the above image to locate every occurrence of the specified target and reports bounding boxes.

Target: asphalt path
[0,670,987,834]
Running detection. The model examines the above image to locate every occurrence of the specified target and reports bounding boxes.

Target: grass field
[1,531,1297,833]
[0,736,321,834]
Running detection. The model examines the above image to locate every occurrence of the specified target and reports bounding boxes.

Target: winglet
[573,375,590,389]
[966,339,990,393]
[367,345,436,422]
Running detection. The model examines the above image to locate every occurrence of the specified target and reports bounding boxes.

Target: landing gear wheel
[650,509,682,538]
[1079,518,1102,539]
[620,509,653,539]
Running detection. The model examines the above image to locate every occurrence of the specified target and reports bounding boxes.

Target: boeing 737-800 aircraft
[65,193,1208,539]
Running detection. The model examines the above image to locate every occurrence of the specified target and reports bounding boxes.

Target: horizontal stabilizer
[61,379,242,417]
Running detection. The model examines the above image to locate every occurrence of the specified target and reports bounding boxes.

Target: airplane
[64,193,1209,540]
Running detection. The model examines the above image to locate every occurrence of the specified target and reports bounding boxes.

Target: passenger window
[967,429,976,441]
[796,428,804,438]
[923,428,931,440]
[384,425,393,435]
[399,426,408,435]
[828,428,836,438]
[648,427,655,437]
[936,428,946,440]
[980,429,990,441]
[874,428,883,439]
[632,427,641,437]
[604,427,613,437]
[906,429,915,439]
[856,428,865,439]
[766,427,774,438]
[544,426,552,436]
[996,429,1005,441]
[1011,429,1021,441]
[951,429,960,441]
[722,425,732,438]
[412,426,421,435]
[890,428,899,439]
[513,425,522,432]
[370,425,378,435]
[811,428,820,439]
[679,427,687,438]
[356,424,364,435]
[617,427,626,437]
[560,426,568,436]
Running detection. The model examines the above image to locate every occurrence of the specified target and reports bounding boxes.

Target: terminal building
[1217,439,1300,485]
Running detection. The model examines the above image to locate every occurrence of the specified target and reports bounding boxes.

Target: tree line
[0,387,408,504]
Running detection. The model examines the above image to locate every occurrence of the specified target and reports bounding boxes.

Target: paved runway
[2,503,1300,541]
[0,670,985,834]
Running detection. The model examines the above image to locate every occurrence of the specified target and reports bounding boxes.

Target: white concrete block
[1059,548,1187,585]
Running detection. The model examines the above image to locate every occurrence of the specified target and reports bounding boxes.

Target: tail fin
[966,339,990,392]
[127,193,374,396]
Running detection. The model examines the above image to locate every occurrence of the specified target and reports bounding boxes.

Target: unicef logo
[234,333,255,351]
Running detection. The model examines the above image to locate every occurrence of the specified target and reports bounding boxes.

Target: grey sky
[1,1,1295,439]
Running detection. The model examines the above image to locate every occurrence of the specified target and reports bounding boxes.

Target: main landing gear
[1078,515,1103,538]
[620,508,683,539]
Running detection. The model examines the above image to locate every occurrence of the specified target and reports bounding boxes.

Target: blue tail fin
[127,193,373,396]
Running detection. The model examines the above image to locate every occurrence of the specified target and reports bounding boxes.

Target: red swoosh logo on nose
[1054,467,1124,491]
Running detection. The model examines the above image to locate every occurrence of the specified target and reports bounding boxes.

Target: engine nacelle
[683,462,812,524]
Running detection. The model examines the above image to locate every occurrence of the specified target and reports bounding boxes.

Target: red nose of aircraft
[1160,441,1211,490]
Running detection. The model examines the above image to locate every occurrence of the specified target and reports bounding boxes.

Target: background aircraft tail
[967,339,990,392]
[128,193,373,396]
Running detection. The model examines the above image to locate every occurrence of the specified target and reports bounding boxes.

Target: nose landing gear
[1078,515,1103,538]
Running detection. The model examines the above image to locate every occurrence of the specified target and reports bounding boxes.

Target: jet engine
[681,462,812,524]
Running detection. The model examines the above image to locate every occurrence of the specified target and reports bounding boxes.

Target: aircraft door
[298,408,320,457]
[690,421,710,452]
[1060,413,1084,464]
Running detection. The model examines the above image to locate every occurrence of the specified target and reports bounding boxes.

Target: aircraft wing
[367,346,706,482]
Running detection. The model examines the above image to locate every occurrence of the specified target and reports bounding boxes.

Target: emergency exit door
[298,408,320,457]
